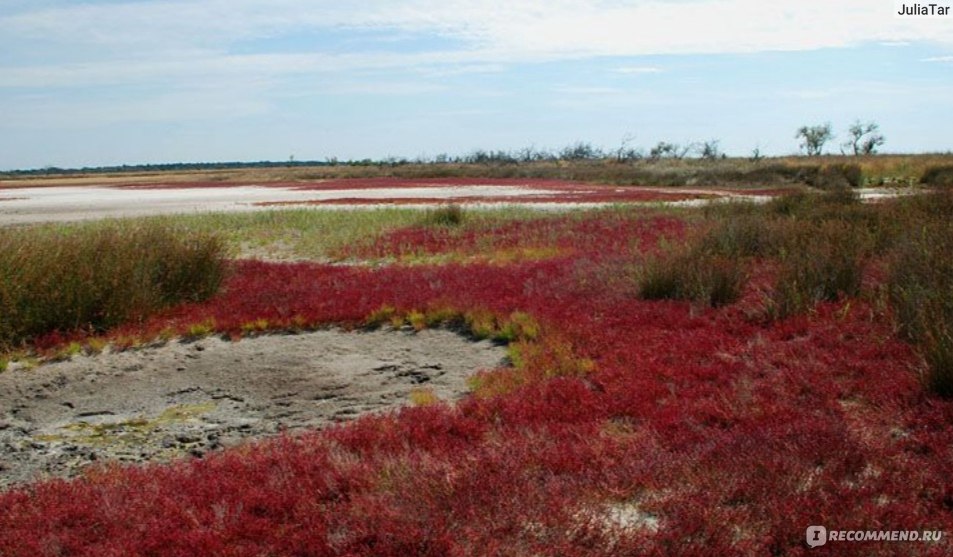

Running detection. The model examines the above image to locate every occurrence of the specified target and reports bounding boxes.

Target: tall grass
[645,189,867,311]
[421,204,465,227]
[769,220,871,319]
[678,187,953,396]
[889,219,953,396]
[638,243,747,307]
[0,222,225,349]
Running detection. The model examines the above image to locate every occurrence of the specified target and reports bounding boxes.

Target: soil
[0,328,506,490]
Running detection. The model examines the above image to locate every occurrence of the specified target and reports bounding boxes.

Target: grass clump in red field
[421,203,466,227]
[0,222,225,351]
[889,216,953,397]
[647,187,953,396]
[637,241,748,308]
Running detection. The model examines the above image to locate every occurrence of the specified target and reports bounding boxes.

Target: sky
[1,0,952,170]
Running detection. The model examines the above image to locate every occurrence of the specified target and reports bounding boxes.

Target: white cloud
[923,55,953,62]
[0,50,500,88]
[6,0,947,93]
[2,0,951,148]
[3,1,952,73]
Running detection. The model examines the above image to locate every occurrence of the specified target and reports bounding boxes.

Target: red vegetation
[336,213,687,262]
[2,214,952,556]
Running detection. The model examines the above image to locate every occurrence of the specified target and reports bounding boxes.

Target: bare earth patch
[0,328,506,490]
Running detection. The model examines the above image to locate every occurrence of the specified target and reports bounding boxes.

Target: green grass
[124,206,556,261]
[888,217,953,396]
[147,209,425,261]
[0,222,225,350]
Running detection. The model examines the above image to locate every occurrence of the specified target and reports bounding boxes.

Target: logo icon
[807,526,827,548]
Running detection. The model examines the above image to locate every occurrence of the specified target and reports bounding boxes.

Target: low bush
[0,222,225,350]
[770,220,870,319]
[804,162,864,189]
[920,164,953,187]
[422,204,465,227]
[901,187,953,218]
[698,214,794,259]
[768,162,862,191]
[703,189,953,396]
[638,244,747,307]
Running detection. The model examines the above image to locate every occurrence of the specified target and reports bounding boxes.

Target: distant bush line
[4,149,952,191]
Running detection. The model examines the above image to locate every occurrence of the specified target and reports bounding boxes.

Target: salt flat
[0,183,554,224]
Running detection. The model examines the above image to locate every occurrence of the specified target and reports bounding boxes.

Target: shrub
[765,188,850,217]
[422,204,465,227]
[0,222,226,350]
[770,220,870,319]
[638,244,747,307]
[766,191,814,217]
[807,163,864,189]
[699,214,785,259]
[919,164,953,188]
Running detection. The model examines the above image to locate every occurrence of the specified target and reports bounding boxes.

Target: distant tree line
[796,120,885,157]
[1,123,887,176]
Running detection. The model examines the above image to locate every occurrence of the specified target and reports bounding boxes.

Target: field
[1,159,953,556]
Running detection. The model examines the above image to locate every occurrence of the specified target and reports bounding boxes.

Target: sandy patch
[0,184,555,225]
[0,328,506,490]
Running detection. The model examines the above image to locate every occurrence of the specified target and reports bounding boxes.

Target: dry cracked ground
[0,328,507,490]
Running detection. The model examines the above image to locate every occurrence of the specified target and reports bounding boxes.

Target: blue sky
[1,0,952,170]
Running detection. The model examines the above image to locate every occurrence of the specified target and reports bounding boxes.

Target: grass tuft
[421,204,465,227]
[638,244,747,308]
[769,220,870,319]
[888,221,953,397]
[0,222,225,351]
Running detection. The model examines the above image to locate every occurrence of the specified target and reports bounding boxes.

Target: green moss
[33,403,217,448]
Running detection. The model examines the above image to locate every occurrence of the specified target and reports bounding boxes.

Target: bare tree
[700,139,721,160]
[796,123,833,156]
[649,141,694,160]
[615,134,642,162]
[560,141,602,161]
[842,120,885,155]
